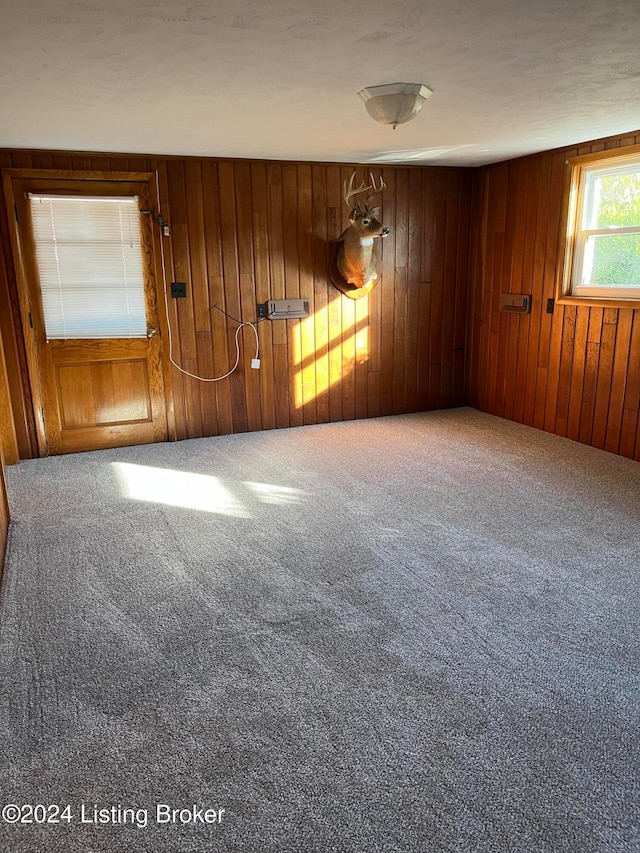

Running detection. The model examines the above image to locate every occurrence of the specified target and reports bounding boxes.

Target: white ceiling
[1,0,639,167]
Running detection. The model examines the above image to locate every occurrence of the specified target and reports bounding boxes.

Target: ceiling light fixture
[357,83,433,130]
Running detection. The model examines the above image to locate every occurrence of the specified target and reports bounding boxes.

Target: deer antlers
[343,171,386,212]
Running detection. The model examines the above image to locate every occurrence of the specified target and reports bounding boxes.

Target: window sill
[556,294,640,309]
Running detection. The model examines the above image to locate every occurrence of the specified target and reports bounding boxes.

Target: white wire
[154,172,259,383]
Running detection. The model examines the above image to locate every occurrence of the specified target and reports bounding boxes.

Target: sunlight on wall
[293,301,370,409]
[112,463,306,515]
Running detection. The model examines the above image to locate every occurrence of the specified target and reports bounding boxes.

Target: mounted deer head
[336,171,389,295]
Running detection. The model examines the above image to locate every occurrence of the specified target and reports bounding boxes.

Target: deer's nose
[382,226,390,236]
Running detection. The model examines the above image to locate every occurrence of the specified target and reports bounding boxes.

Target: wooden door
[6,173,169,455]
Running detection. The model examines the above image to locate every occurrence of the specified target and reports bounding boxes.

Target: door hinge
[14,203,19,222]
[29,312,33,328]
[41,408,45,425]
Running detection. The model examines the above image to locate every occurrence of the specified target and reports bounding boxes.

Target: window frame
[558,143,640,308]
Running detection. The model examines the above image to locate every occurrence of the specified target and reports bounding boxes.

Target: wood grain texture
[0,317,18,464]
[467,129,640,460]
[4,174,169,456]
[0,453,8,571]
[0,151,470,455]
[0,319,11,567]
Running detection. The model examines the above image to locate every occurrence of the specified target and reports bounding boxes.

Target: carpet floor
[0,408,638,853]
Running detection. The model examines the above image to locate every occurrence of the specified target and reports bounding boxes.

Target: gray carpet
[0,407,638,853]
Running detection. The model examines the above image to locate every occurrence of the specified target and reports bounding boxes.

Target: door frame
[2,168,176,455]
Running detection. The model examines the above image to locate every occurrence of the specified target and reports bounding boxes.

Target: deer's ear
[349,207,359,220]
[370,207,381,217]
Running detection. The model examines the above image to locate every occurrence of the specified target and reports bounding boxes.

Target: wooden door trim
[2,168,157,183]
[2,171,47,454]
[1,168,176,455]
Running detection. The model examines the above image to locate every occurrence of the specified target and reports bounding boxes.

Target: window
[29,194,147,339]
[561,146,640,305]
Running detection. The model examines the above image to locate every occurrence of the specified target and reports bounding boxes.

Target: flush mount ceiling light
[357,83,433,130]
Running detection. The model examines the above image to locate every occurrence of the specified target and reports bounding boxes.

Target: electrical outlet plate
[499,293,531,314]
[267,298,310,319]
[170,282,187,298]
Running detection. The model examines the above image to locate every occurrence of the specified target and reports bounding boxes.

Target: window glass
[30,195,147,339]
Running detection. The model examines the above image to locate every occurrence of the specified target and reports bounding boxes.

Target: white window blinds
[29,194,147,339]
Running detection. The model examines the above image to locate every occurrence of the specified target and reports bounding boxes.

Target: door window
[29,194,147,339]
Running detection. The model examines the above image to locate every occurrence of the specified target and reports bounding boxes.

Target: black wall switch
[546,298,555,314]
[171,282,187,298]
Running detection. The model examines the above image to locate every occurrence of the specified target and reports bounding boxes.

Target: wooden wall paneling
[202,160,233,436]
[428,172,446,410]
[295,164,316,426]
[392,169,409,414]
[0,448,9,568]
[87,156,112,171]
[364,167,385,418]
[265,164,290,430]
[578,307,603,445]
[0,321,18,464]
[339,166,356,421]
[554,305,577,436]
[453,171,471,405]
[325,166,344,424]
[484,163,508,416]
[565,307,590,442]
[475,169,495,413]
[309,165,328,423]
[543,304,566,434]
[234,162,262,433]
[9,152,32,169]
[404,168,423,414]
[522,152,553,426]
[185,159,218,438]
[464,170,486,408]
[166,160,203,438]
[354,295,369,419]
[0,291,10,557]
[486,232,504,415]
[50,154,74,170]
[620,312,640,459]
[416,169,432,412]
[125,156,151,173]
[250,162,276,431]
[340,286,356,421]
[29,152,54,170]
[71,155,92,171]
[281,164,303,428]
[467,127,640,460]
[439,170,459,409]
[0,239,22,464]
[604,309,633,454]
[218,161,248,434]
[534,151,567,431]
[150,157,184,441]
[379,167,396,416]
[366,214,382,419]
[0,154,36,459]
[0,148,476,457]
[512,157,540,424]
[500,161,529,421]
[591,310,618,449]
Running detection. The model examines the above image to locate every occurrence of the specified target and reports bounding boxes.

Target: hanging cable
[154,172,259,383]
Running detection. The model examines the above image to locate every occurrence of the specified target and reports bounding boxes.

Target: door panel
[7,174,169,455]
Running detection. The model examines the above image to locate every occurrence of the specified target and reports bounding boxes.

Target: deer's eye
[363,219,370,226]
